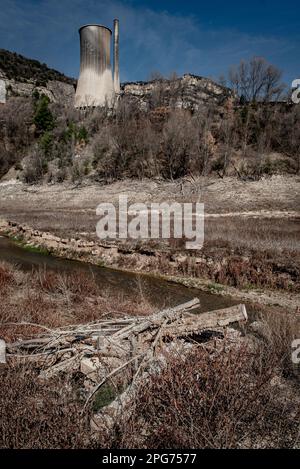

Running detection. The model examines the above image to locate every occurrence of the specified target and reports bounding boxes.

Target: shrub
[77,126,89,143]
[0,364,90,449]
[39,130,54,158]
[22,148,48,184]
[116,343,299,449]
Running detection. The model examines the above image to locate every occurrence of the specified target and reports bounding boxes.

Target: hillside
[0,49,298,185]
[0,49,75,86]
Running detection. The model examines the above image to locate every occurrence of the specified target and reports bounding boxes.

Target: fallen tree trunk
[112,298,201,341]
[163,304,248,339]
[7,337,51,351]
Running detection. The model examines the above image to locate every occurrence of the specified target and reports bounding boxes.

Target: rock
[175,255,188,263]
[90,415,103,432]
[270,375,286,388]
[121,73,233,111]
[46,80,75,105]
[1,75,75,105]
[84,379,94,392]
[80,357,101,382]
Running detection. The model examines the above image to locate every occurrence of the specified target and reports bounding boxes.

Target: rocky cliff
[121,74,233,111]
[0,49,75,105]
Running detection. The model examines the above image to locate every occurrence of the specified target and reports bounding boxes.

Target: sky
[0,0,299,85]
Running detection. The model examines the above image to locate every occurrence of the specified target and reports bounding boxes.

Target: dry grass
[110,302,299,449]
[162,216,300,291]
[115,340,300,449]
[1,343,299,449]
[202,218,300,291]
[0,363,88,449]
[205,217,300,257]
[253,307,300,377]
[0,262,153,342]
[0,262,14,290]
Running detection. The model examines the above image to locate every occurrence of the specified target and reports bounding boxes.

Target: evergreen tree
[34,95,55,133]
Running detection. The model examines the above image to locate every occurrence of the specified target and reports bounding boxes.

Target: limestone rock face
[121,74,233,111]
[46,80,75,104]
[0,48,76,105]
[0,73,75,105]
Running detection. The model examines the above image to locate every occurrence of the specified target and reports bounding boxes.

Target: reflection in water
[0,236,238,313]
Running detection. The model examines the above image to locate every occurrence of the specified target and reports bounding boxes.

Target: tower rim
[79,24,112,34]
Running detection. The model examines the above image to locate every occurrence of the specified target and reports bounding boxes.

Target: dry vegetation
[179,217,300,292]
[1,96,298,183]
[0,261,153,342]
[0,59,299,182]
[205,217,300,256]
[116,345,299,449]
[0,262,299,449]
[0,363,89,449]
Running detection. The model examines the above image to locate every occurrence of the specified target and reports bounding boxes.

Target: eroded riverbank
[0,233,240,313]
[1,218,299,311]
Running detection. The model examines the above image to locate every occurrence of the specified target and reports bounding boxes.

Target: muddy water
[0,236,239,313]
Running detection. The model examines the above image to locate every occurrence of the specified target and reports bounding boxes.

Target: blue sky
[0,0,299,85]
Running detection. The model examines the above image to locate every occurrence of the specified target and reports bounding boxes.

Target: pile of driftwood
[1,299,247,423]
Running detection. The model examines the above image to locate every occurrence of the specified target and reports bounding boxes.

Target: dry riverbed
[0,175,299,310]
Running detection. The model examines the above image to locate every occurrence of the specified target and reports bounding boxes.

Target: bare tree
[229,57,286,102]
[148,71,164,81]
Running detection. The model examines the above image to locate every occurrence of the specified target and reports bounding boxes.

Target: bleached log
[112,298,201,341]
[39,353,82,379]
[163,304,248,338]
[7,337,51,351]
[6,299,248,406]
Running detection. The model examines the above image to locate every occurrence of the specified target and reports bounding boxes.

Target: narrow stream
[0,236,240,313]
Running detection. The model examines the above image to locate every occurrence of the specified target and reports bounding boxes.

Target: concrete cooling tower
[75,21,120,108]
